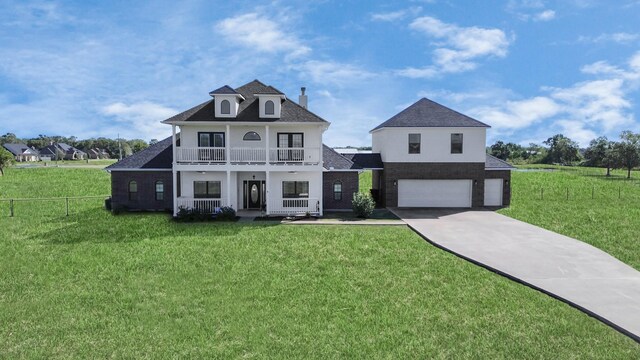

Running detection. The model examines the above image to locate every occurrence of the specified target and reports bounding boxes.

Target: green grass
[359,170,372,194]
[1,166,639,357]
[499,166,640,270]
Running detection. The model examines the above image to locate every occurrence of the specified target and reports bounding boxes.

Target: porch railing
[268,197,320,215]
[230,147,266,162]
[176,197,225,213]
[269,147,320,163]
[176,147,226,163]
[175,147,321,164]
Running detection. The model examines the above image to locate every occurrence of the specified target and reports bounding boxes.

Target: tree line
[489,131,640,178]
[0,133,156,158]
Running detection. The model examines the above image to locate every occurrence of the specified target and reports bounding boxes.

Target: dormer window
[221,100,231,114]
[265,100,275,115]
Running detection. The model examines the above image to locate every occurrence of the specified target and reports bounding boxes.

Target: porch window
[128,180,137,201]
[333,181,342,201]
[408,133,421,154]
[451,133,463,154]
[194,181,221,198]
[155,180,164,201]
[282,181,309,198]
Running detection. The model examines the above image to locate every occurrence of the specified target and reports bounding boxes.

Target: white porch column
[172,124,178,216]
[265,170,270,215]
[226,170,231,209]
[265,125,270,163]
[226,124,230,164]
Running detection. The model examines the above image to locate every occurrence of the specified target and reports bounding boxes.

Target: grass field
[1,166,639,357]
[499,166,640,270]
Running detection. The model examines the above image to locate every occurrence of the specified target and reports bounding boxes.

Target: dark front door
[247,181,261,209]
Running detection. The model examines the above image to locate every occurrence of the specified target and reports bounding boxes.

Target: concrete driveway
[392,208,640,342]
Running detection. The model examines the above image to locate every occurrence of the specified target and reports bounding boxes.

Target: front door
[246,181,261,209]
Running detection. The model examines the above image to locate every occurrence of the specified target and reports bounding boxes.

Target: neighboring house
[86,148,110,159]
[106,80,359,215]
[39,143,87,160]
[370,98,513,208]
[2,143,39,162]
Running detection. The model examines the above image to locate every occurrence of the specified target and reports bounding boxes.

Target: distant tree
[0,133,20,144]
[542,134,581,165]
[611,131,640,179]
[0,147,14,176]
[149,139,158,145]
[127,139,148,153]
[121,142,133,157]
[490,141,510,160]
[583,136,615,175]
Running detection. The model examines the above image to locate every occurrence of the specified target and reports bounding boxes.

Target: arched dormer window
[243,131,261,141]
[128,180,138,201]
[265,100,275,115]
[220,99,231,114]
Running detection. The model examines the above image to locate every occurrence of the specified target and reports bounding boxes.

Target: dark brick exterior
[379,162,488,208]
[111,171,173,212]
[323,172,359,209]
[485,170,511,206]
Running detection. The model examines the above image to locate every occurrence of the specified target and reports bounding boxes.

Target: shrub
[216,206,237,221]
[175,206,211,222]
[352,192,375,218]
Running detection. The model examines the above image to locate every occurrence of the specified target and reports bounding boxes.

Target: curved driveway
[392,208,640,342]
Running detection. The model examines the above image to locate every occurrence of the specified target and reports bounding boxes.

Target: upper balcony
[176,146,321,165]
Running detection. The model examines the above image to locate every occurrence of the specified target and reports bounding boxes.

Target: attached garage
[484,179,503,206]
[398,179,472,208]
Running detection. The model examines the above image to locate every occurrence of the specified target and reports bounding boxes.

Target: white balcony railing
[176,147,321,165]
[268,198,320,215]
[177,147,226,163]
[176,197,225,213]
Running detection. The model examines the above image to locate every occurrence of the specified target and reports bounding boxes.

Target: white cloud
[555,119,598,144]
[533,9,556,21]
[370,7,422,22]
[215,13,311,59]
[102,102,178,141]
[294,60,374,86]
[578,32,640,44]
[469,96,560,129]
[398,16,512,77]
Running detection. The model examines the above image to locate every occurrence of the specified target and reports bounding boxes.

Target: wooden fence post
[541,188,544,200]
[592,187,594,199]
[10,199,14,217]
[65,197,69,216]
[566,188,569,200]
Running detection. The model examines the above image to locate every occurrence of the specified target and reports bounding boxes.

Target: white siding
[372,127,486,163]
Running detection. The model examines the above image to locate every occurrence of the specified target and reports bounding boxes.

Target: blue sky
[0,0,639,147]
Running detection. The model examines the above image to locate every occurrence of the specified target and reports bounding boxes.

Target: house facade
[2,143,39,162]
[370,98,512,208]
[107,80,360,215]
[39,143,87,160]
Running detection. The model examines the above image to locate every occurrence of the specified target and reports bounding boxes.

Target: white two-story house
[370,98,512,208]
[106,80,361,215]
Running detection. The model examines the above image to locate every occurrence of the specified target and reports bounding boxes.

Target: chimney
[299,87,308,109]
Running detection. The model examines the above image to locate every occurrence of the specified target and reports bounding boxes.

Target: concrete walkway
[391,208,640,342]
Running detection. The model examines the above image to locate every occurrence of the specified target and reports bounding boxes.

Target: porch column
[226,170,231,208]
[265,125,270,163]
[172,124,178,216]
[265,170,270,215]
[226,124,230,164]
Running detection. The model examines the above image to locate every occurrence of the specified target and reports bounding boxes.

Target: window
[220,99,231,114]
[265,100,275,115]
[333,181,342,201]
[277,133,304,161]
[194,181,221,198]
[282,181,309,198]
[155,180,164,201]
[451,133,463,154]
[198,132,225,147]
[128,180,137,201]
[243,131,261,141]
[408,133,421,154]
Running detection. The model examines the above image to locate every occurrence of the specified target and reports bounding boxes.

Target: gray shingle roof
[209,85,240,95]
[2,143,38,156]
[485,154,514,169]
[254,85,285,95]
[163,80,328,124]
[342,153,383,169]
[323,145,359,170]
[371,98,490,131]
[105,137,173,171]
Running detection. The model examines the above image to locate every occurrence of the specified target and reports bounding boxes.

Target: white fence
[176,197,225,213]
[268,198,320,215]
[176,147,321,164]
[176,147,226,163]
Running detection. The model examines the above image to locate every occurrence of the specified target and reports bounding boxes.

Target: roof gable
[371,98,490,131]
[485,154,514,169]
[323,145,359,170]
[105,137,173,170]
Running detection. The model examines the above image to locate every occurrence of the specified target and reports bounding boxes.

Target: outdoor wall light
[199,171,206,175]
[474,180,478,185]
[393,180,397,186]
[252,174,256,179]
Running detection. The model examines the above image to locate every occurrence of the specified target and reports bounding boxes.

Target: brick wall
[485,170,511,206]
[380,162,486,207]
[111,171,173,212]
[323,172,359,210]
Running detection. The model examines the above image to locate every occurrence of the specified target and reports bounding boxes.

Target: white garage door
[484,179,503,206]
[398,179,472,208]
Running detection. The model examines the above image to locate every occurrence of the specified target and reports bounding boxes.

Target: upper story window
[243,131,261,141]
[198,132,225,147]
[451,133,463,154]
[265,100,275,115]
[408,134,421,154]
[220,100,231,114]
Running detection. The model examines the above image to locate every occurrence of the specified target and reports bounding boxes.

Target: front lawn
[0,166,639,357]
[499,166,640,270]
